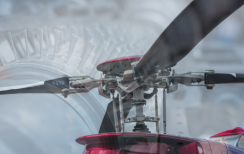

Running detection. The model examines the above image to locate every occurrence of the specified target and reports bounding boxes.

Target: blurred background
[0,0,244,153]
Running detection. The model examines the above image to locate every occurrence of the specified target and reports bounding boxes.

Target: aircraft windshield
[210,134,241,147]
[222,135,240,146]
[238,136,244,149]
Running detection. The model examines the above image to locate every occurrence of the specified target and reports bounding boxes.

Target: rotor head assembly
[1,0,244,134]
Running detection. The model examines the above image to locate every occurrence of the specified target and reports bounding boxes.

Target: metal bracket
[162,79,168,88]
[117,78,143,93]
[124,116,160,123]
[168,83,178,93]
[98,81,110,99]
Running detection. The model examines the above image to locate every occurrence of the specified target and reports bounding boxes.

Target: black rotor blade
[0,77,69,94]
[205,73,244,84]
[134,0,244,77]
[99,100,116,133]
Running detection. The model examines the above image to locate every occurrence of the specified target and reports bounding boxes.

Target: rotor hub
[97,55,142,75]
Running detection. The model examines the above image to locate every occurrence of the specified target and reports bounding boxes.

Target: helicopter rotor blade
[0,77,69,94]
[205,73,244,84]
[99,99,117,133]
[134,0,244,77]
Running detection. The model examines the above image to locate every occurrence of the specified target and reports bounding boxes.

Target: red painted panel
[211,127,244,137]
[83,144,119,154]
[82,142,174,154]
[97,55,142,69]
[77,133,208,154]
[76,132,195,145]
[208,140,228,154]
[178,142,199,154]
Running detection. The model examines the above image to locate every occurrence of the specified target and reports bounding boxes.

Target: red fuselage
[76,132,244,154]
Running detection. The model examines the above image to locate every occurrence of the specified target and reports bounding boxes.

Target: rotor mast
[132,88,150,133]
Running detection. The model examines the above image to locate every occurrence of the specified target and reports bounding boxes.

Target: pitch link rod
[118,91,124,132]
[163,88,166,134]
[112,92,119,132]
[155,89,159,134]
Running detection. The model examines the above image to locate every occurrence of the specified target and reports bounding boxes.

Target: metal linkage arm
[162,79,168,134]
[118,91,124,132]
[112,92,119,132]
[163,88,166,134]
[155,89,159,134]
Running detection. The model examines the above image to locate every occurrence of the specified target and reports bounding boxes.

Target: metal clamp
[204,70,215,89]
[132,99,146,105]
[124,116,160,123]
[162,78,169,89]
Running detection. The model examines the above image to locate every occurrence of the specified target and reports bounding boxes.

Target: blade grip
[205,73,244,84]
[44,77,70,93]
